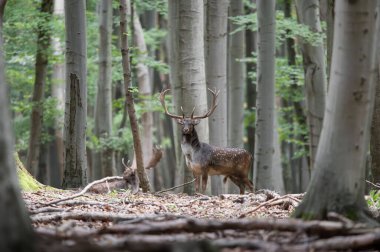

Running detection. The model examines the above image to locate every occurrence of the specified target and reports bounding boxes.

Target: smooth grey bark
[254,0,276,190]
[50,0,65,187]
[62,0,87,188]
[168,0,186,192]
[370,2,380,184]
[26,0,53,177]
[294,0,378,223]
[227,0,245,194]
[93,0,115,180]
[0,1,35,250]
[169,0,209,195]
[133,14,154,190]
[120,0,150,192]
[295,0,327,169]
[205,0,228,195]
[320,0,335,82]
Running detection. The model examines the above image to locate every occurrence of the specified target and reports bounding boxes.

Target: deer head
[159,88,219,134]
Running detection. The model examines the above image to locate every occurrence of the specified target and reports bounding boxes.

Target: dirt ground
[23,189,380,251]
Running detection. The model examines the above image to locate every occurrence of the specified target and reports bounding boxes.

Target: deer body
[160,88,254,194]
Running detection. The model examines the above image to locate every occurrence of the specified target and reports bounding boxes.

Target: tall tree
[133,11,154,190]
[168,0,186,191]
[228,0,245,193]
[254,0,276,190]
[50,0,65,187]
[205,0,229,195]
[26,0,53,177]
[370,1,380,184]
[93,0,115,179]
[168,0,209,194]
[294,0,378,223]
[295,0,327,169]
[119,0,150,192]
[0,1,35,251]
[62,0,87,188]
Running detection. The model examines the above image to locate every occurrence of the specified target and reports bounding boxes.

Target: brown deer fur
[160,89,254,194]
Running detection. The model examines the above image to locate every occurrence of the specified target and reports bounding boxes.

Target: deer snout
[183,127,190,134]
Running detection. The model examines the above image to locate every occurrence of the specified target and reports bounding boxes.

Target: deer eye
[192,119,200,125]
[177,119,184,125]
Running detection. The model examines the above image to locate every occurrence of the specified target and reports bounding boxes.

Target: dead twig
[366,180,380,189]
[40,176,124,207]
[154,178,196,194]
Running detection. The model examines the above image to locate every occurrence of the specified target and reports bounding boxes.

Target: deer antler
[191,88,220,120]
[159,89,184,119]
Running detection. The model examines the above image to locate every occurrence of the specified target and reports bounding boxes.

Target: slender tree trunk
[133,13,154,190]
[294,0,378,223]
[168,0,186,192]
[119,0,150,192]
[370,2,380,184]
[295,0,327,169]
[227,0,245,193]
[62,0,87,188]
[0,1,35,250]
[254,0,276,190]
[320,0,335,82]
[93,0,115,180]
[245,2,257,182]
[50,0,65,187]
[26,0,53,177]
[205,0,228,195]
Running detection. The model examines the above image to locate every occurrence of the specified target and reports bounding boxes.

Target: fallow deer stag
[160,88,254,194]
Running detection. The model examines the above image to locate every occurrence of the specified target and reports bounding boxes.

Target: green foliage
[229,8,325,48]
[368,190,380,209]
[135,0,167,16]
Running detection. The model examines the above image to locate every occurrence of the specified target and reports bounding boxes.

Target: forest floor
[24,189,380,251]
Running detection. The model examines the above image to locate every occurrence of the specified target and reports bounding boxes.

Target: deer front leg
[194,174,200,192]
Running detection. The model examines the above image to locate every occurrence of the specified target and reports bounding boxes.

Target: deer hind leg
[243,177,254,193]
[228,176,245,194]
[201,172,208,194]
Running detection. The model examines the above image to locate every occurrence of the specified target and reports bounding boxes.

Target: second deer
[160,88,254,194]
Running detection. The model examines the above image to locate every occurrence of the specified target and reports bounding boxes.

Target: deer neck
[182,129,201,150]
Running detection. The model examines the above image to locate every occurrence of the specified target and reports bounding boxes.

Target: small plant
[367,190,380,209]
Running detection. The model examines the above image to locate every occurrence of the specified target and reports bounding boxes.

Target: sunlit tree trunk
[93,0,115,180]
[254,0,276,190]
[168,0,186,192]
[295,0,327,169]
[205,0,228,195]
[0,1,35,250]
[62,0,87,188]
[295,0,378,223]
[227,0,245,193]
[120,0,150,192]
[133,13,154,190]
[50,0,65,187]
[26,0,53,177]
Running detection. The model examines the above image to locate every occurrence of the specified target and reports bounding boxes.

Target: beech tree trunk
[254,0,276,190]
[0,1,35,250]
[168,0,186,192]
[93,0,115,180]
[62,0,87,188]
[50,0,65,187]
[227,0,246,194]
[295,0,327,169]
[205,0,229,195]
[133,12,154,190]
[294,0,378,223]
[119,0,150,192]
[26,0,53,177]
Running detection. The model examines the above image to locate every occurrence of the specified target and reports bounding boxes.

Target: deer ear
[192,119,200,125]
[177,119,184,125]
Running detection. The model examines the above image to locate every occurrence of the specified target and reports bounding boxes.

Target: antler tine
[159,89,184,119]
[190,106,196,118]
[192,88,220,120]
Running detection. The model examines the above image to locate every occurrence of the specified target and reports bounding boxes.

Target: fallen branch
[41,176,124,206]
[154,178,196,194]
[366,180,380,189]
